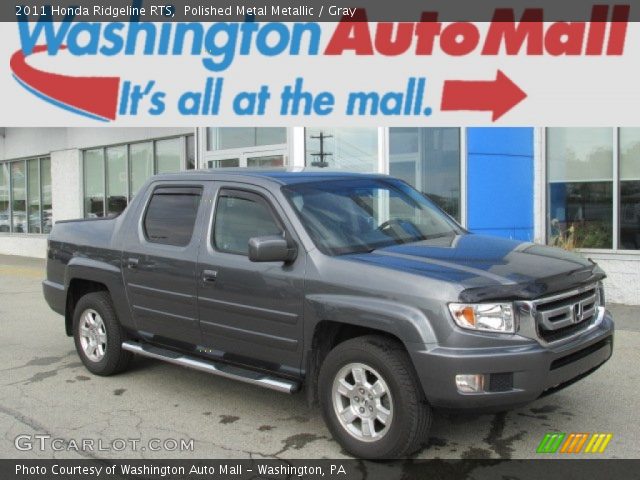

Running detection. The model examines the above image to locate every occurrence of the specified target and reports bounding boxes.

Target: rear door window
[143,187,203,247]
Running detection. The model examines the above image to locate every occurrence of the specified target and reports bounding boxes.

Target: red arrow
[441,70,527,121]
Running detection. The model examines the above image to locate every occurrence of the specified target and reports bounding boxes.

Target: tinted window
[282,178,460,255]
[144,187,202,246]
[214,193,282,255]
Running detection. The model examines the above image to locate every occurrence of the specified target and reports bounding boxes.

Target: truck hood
[341,234,604,301]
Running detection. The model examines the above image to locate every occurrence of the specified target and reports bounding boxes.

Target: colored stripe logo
[537,433,613,454]
[584,433,613,453]
[537,433,565,453]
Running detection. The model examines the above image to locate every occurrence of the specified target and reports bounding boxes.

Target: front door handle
[202,269,218,282]
[127,257,139,269]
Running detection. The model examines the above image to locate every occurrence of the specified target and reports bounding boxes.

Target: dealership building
[0,127,638,304]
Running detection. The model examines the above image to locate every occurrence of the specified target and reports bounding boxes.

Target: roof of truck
[152,168,390,186]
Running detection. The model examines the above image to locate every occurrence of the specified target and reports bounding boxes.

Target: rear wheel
[73,291,132,376]
[318,335,431,458]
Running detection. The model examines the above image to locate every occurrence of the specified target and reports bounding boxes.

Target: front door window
[213,191,283,255]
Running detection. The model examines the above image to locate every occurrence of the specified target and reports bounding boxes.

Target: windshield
[282,177,462,255]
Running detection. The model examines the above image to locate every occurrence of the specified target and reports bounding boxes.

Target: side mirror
[248,236,297,263]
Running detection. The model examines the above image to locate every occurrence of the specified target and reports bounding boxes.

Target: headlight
[448,303,515,333]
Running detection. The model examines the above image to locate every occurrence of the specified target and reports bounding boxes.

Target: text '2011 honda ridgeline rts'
[43,170,614,458]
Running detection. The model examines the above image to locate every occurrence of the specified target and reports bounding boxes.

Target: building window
[209,158,240,169]
[27,159,41,233]
[305,128,378,172]
[106,146,127,217]
[389,128,461,221]
[0,157,52,234]
[41,158,52,234]
[83,135,194,218]
[186,135,196,170]
[129,142,153,198]
[204,128,288,168]
[547,128,614,249]
[207,127,287,150]
[156,138,182,174]
[83,148,105,219]
[0,163,9,232]
[620,128,640,250]
[11,162,26,233]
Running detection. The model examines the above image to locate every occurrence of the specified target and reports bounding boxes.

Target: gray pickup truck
[43,170,614,458]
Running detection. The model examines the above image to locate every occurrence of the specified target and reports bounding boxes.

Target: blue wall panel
[467,128,534,241]
[467,127,533,156]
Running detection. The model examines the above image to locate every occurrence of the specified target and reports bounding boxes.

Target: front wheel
[318,335,432,458]
[73,291,132,376]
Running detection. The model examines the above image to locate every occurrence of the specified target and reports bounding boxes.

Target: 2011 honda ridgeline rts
[43,170,614,458]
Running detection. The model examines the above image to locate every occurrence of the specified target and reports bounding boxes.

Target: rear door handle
[202,269,218,282]
[127,258,139,269]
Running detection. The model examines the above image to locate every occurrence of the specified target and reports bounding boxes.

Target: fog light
[456,374,485,393]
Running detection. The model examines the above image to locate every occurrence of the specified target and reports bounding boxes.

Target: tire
[72,291,132,376]
[318,335,432,459]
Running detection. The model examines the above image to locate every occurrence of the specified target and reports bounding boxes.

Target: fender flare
[302,294,437,405]
[64,256,134,330]
[304,294,437,350]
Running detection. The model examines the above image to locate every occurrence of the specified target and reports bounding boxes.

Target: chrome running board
[121,341,299,394]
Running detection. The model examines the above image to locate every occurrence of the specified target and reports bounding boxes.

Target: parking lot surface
[1,254,638,459]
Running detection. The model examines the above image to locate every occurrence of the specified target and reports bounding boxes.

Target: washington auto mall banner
[0,1,639,126]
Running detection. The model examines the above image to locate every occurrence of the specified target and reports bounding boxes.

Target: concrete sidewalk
[0,254,638,459]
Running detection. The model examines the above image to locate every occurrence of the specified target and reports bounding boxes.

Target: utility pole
[309,131,333,168]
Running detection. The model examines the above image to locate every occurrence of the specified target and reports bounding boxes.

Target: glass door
[208,158,241,169]
[246,154,285,168]
[207,150,287,169]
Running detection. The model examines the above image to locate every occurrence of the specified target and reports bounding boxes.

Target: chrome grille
[529,284,601,343]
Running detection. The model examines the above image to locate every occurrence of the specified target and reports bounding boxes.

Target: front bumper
[409,309,614,409]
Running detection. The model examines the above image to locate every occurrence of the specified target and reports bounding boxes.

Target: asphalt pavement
[0,254,638,460]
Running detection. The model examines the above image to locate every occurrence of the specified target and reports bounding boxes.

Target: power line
[309,132,333,168]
